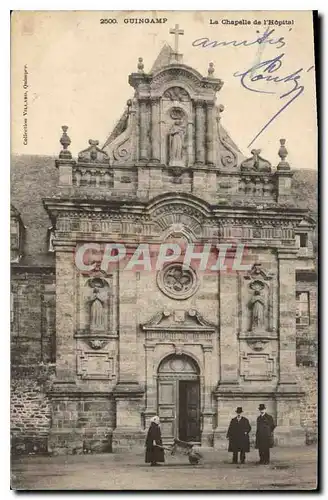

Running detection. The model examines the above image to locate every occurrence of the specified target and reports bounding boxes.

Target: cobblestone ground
[11,445,318,491]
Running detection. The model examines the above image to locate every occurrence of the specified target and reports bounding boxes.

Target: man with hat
[256,404,276,464]
[226,407,251,464]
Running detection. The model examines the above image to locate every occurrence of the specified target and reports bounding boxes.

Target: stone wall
[11,272,55,455]
[295,366,317,444]
[11,273,55,365]
[295,275,317,443]
[48,396,116,455]
[11,364,55,455]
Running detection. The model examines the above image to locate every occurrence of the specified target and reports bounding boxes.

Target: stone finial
[208,62,215,77]
[137,57,144,73]
[277,138,290,170]
[59,125,72,159]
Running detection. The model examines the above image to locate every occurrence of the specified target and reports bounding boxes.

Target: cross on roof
[169,24,184,54]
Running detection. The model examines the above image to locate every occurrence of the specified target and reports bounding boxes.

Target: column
[48,244,78,454]
[277,250,298,386]
[206,102,215,166]
[218,273,239,384]
[112,265,144,450]
[202,345,215,446]
[144,345,156,428]
[203,346,213,411]
[187,120,194,166]
[275,249,305,445]
[139,99,149,161]
[115,267,140,385]
[150,98,160,163]
[54,246,76,381]
[195,101,205,165]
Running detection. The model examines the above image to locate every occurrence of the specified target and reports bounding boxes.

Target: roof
[291,169,318,215]
[150,44,174,72]
[11,154,58,264]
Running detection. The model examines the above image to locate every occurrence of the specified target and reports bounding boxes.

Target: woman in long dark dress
[145,416,165,466]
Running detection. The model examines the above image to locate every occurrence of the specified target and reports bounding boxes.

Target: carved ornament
[157,263,199,300]
[241,149,272,172]
[141,308,216,332]
[78,140,110,164]
[163,87,189,101]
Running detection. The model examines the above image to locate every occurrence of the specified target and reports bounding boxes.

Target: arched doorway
[157,354,201,444]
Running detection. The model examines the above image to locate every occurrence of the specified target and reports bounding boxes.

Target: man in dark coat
[255,404,276,464]
[145,415,165,466]
[226,407,251,464]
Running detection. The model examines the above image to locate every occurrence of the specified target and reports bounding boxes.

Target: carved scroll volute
[216,105,238,168]
[106,99,137,165]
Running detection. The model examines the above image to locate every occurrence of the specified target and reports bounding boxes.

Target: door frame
[157,373,201,443]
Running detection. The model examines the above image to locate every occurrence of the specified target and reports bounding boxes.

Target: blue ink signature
[233,53,314,147]
[192,28,288,50]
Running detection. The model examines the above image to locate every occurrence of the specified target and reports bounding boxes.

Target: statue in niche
[90,287,105,330]
[250,290,265,331]
[169,119,186,166]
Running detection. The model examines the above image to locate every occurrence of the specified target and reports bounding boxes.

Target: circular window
[157,263,199,300]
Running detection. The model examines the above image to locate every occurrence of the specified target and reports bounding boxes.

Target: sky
[11,10,317,169]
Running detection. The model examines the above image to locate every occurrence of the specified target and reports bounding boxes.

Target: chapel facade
[11,32,317,454]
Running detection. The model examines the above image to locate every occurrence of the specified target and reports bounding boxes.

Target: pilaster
[206,102,215,166]
[218,273,239,385]
[112,266,144,450]
[277,249,298,386]
[144,345,157,427]
[150,98,161,163]
[195,101,205,165]
[202,345,215,446]
[54,244,76,382]
[139,99,149,161]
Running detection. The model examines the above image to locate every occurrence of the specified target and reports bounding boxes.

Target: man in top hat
[256,404,276,465]
[226,407,251,464]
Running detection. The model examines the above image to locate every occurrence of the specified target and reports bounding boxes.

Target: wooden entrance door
[179,381,201,442]
[157,379,177,442]
[157,354,201,444]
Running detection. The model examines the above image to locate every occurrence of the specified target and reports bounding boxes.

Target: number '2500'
[100,19,117,24]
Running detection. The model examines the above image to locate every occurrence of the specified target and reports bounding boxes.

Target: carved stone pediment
[141,309,216,332]
[78,140,110,164]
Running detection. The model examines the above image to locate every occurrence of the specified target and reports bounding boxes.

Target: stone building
[11,38,317,455]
